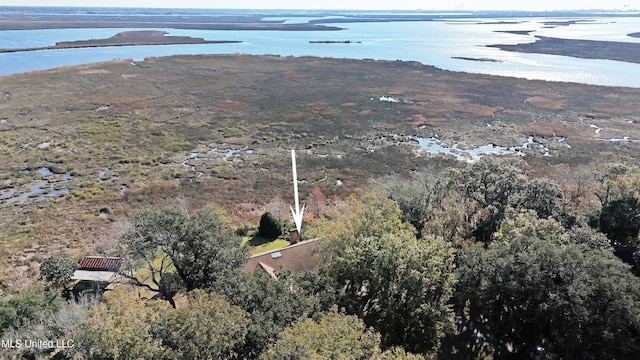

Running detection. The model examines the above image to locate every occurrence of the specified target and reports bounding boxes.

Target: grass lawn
[250,239,290,255]
[243,233,291,255]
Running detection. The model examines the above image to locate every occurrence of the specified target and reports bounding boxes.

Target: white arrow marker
[290,149,305,235]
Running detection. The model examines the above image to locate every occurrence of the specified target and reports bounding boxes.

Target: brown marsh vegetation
[0,54,639,288]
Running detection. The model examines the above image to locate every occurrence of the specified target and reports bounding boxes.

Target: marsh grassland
[0,54,639,286]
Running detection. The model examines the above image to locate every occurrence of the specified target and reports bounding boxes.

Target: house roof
[79,256,124,271]
[244,238,324,277]
[257,261,278,279]
[72,270,120,283]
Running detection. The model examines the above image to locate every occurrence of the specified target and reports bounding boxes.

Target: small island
[494,30,535,35]
[0,30,242,53]
[309,40,362,44]
[488,36,640,64]
[452,56,502,63]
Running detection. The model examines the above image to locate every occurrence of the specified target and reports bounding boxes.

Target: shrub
[40,253,77,288]
[258,212,284,238]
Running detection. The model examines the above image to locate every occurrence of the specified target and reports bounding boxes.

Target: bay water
[1,15,640,87]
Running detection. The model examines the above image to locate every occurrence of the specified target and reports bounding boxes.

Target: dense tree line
[1,157,639,359]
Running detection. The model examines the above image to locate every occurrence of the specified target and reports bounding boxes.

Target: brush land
[0,53,639,285]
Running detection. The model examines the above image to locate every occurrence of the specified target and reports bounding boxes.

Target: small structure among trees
[71,256,124,293]
[244,238,323,279]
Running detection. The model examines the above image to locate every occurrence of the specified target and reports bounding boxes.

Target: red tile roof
[79,256,124,271]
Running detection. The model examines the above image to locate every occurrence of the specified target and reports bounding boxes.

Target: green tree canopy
[73,286,166,360]
[209,269,322,359]
[512,177,566,220]
[118,205,249,306]
[307,193,455,354]
[389,158,572,245]
[592,163,640,245]
[260,310,382,360]
[599,196,640,245]
[39,253,77,289]
[307,193,416,260]
[152,290,250,360]
[0,285,63,337]
[328,232,456,354]
[72,286,249,360]
[455,210,640,359]
[0,293,99,360]
[454,157,529,242]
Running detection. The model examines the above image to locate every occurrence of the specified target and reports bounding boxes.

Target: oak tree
[328,232,456,354]
[455,210,640,359]
[118,205,249,306]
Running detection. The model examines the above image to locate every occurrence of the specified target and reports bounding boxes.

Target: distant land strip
[0,31,241,53]
[494,30,535,35]
[452,56,502,63]
[0,14,342,31]
[309,40,362,44]
[488,36,640,64]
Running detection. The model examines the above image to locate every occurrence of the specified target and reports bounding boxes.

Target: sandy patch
[321,108,341,116]
[463,105,501,117]
[386,87,407,95]
[525,96,565,110]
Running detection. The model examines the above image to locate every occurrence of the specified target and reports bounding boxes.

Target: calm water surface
[1,16,640,87]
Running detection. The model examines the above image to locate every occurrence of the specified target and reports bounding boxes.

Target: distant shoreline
[0,30,241,53]
[2,8,640,32]
[2,8,639,86]
[0,12,342,31]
